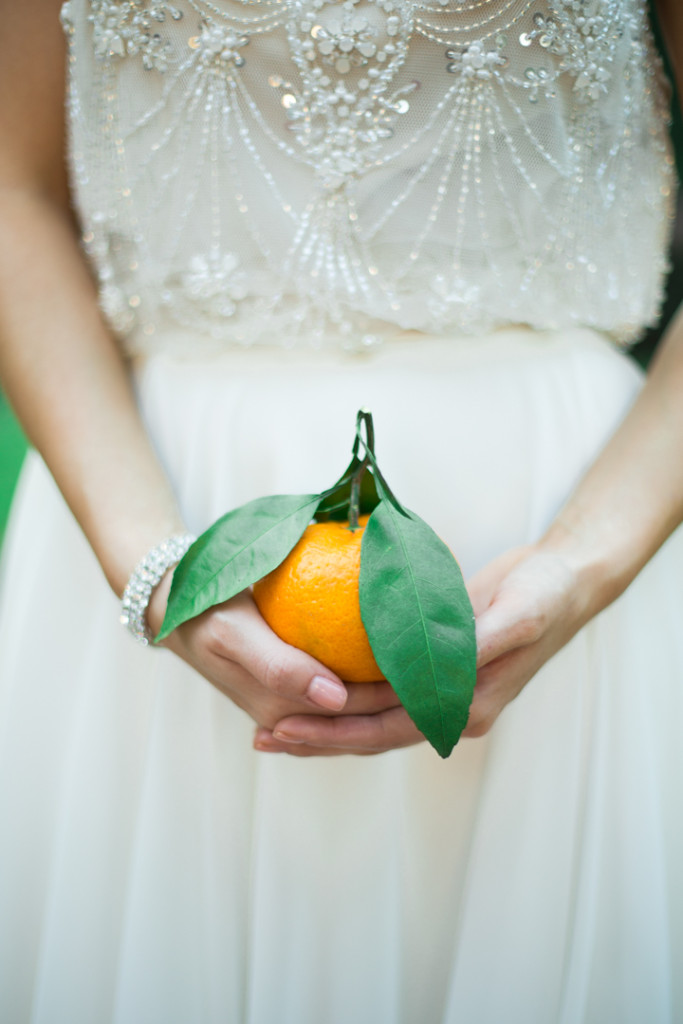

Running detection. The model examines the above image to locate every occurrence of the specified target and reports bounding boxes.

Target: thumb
[467,545,532,617]
[475,585,542,669]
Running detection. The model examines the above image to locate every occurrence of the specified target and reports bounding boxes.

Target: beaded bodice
[61,0,675,354]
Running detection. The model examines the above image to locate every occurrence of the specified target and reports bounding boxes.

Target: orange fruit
[252,516,385,683]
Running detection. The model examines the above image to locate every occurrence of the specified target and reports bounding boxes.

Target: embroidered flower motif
[180,253,248,318]
[428,274,483,327]
[300,0,402,74]
[278,2,415,188]
[273,69,416,188]
[301,0,400,75]
[445,38,509,81]
[188,22,249,68]
[572,61,611,99]
[89,0,183,72]
[518,1,623,102]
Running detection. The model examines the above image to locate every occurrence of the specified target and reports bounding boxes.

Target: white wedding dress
[1,2,683,1021]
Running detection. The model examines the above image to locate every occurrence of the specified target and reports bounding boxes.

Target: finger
[283,680,399,718]
[339,681,400,715]
[209,592,349,711]
[253,728,376,757]
[463,643,543,737]
[268,706,423,753]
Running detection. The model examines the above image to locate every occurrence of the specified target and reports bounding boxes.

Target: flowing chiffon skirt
[1,326,682,1024]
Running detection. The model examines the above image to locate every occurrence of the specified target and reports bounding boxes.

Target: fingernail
[306,675,347,710]
[254,741,284,753]
[253,729,282,753]
[273,729,305,744]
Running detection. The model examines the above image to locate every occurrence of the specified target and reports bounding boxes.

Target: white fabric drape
[1,328,681,1023]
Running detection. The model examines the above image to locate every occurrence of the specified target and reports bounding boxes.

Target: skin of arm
[0,0,409,731]
[259,0,683,755]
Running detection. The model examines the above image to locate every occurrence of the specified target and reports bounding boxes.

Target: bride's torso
[60,0,675,353]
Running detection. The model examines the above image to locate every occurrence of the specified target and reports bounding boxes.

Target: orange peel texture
[252,516,385,683]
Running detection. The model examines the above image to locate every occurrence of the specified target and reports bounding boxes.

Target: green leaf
[354,430,408,520]
[359,499,477,758]
[314,452,380,522]
[157,492,321,640]
[316,411,381,523]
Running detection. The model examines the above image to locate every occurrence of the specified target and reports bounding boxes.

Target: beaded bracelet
[120,533,196,645]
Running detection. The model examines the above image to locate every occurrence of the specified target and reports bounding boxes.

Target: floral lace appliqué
[89,0,184,70]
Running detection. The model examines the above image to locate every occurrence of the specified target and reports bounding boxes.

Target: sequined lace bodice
[61,0,674,354]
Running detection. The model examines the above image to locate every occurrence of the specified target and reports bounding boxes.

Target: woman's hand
[148,577,401,736]
[256,539,593,756]
[253,702,423,757]
[461,543,591,736]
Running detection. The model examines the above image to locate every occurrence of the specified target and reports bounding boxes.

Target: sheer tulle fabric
[1,328,682,1023]
[61,0,673,352]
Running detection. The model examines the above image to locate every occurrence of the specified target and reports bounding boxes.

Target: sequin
[61,0,675,353]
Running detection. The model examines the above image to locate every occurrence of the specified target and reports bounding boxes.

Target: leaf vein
[181,496,316,597]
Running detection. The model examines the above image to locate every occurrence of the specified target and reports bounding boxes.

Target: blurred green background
[0,0,681,547]
[0,391,27,546]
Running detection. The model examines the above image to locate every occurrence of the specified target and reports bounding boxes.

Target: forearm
[540,310,683,617]
[0,186,185,596]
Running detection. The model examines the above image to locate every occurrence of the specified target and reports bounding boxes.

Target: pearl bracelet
[120,533,197,645]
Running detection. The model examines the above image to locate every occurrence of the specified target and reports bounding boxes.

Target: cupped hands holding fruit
[157,410,477,757]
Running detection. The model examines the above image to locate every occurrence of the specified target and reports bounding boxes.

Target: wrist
[102,512,189,599]
[119,533,196,645]
[539,507,643,622]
